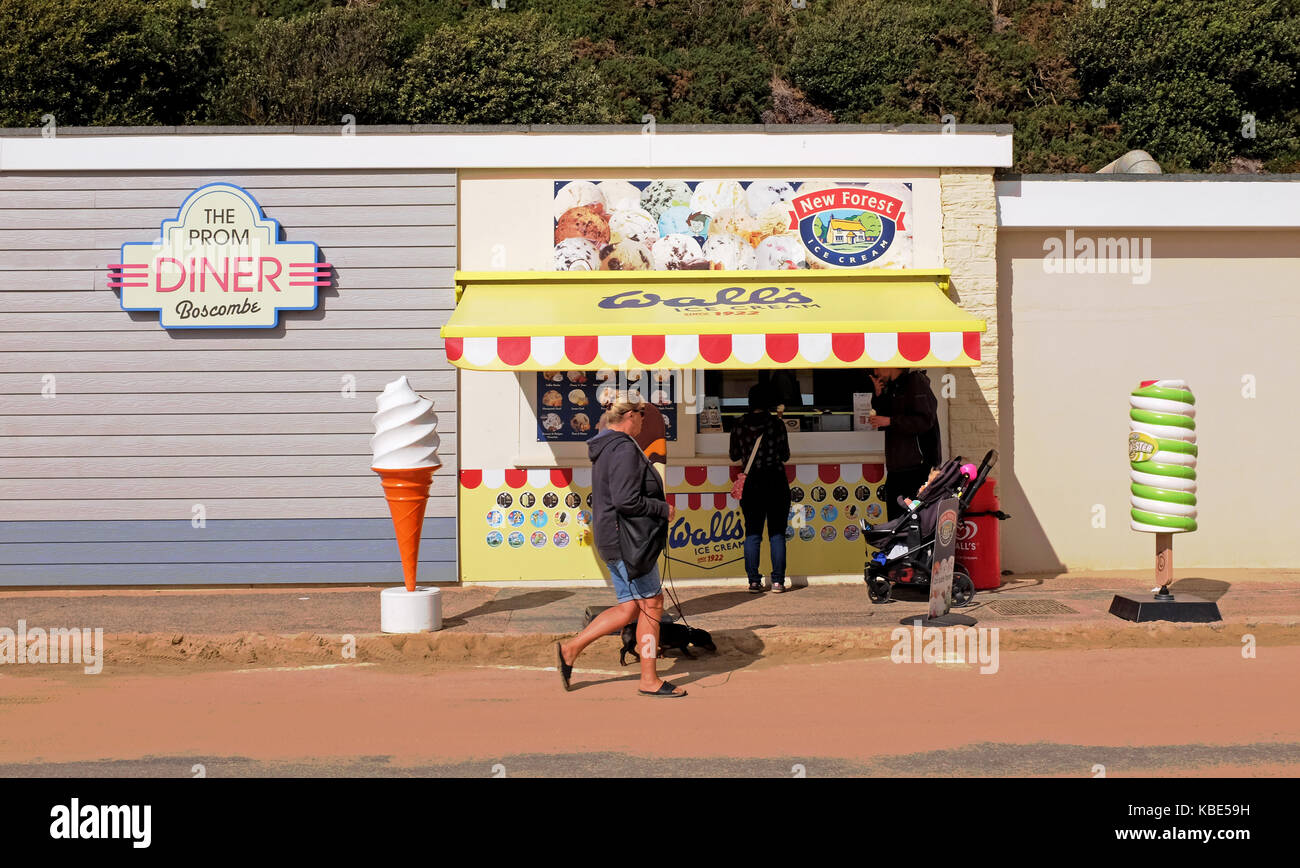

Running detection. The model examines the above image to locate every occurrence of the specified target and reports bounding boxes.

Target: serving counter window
[696,368,887,458]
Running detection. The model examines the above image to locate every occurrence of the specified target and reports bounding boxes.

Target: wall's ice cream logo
[108,183,331,328]
[598,285,816,312]
[789,184,910,268]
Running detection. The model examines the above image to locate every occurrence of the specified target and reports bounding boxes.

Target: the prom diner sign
[108,183,331,328]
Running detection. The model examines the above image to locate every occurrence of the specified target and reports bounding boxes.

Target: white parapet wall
[0,127,1014,172]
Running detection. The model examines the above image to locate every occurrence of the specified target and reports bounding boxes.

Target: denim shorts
[606,559,663,603]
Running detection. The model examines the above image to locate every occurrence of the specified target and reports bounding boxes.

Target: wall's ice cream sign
[108,183,331,328]
[597,286,817,312]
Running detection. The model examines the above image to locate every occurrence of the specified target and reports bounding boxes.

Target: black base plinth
[899,613,978,627]
[1109,593,1222,623]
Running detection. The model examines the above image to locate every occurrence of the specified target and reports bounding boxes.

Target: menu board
[537,369,679,442]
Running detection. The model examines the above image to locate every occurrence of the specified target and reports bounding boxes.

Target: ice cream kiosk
[446,176,988,582]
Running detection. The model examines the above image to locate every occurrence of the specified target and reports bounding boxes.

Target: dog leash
[659,544,693,630]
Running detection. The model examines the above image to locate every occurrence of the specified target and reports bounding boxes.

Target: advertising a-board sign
[107,183,331,329]
[929,497,961,619]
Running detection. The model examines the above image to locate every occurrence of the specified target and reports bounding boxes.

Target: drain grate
[987,600,1079,616]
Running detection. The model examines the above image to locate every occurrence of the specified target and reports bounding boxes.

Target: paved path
[2,645,1296,777]
[3,573,1298,637]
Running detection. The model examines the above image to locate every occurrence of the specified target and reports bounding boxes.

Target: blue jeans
[743,531,787,585]
[740,469,791,584]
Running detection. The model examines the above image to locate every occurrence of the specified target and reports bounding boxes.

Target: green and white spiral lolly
[1128,379,1197,533]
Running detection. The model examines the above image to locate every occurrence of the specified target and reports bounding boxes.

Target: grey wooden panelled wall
[0,169,458,585]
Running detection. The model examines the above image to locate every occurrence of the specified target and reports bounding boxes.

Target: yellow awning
[441,269,984,370]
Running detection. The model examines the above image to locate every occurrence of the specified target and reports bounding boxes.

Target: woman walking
[730,384,792,593]
[556,401,685,697]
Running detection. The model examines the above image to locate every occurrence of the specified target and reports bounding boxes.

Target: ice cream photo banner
[553,179,913,272]
[108,182,331,329]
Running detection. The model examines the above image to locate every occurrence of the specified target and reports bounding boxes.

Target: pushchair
[860,449,998,606]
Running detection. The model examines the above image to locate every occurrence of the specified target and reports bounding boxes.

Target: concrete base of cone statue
[380,586,442,633]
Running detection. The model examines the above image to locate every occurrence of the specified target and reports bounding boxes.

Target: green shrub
[1068,0,1300,170]
[397,10,612,124]
[0,0,219,127]
[209,3,407,125]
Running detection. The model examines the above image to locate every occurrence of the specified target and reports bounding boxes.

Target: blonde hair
[600,400,644,429]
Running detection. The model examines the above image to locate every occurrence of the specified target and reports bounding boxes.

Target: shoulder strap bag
[730,433,763,502]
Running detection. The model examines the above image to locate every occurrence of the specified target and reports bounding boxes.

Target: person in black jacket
[869,368,941,521]
[556,401,685,698]
[730,384,792,593]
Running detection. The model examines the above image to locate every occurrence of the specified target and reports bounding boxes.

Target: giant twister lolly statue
[1111,379,1219,622]
[371,377,443,632]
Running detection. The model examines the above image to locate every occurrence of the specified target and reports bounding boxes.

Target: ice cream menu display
[553,179,913,272]
[536,370,679,442]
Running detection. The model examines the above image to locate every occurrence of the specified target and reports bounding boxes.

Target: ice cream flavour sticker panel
[459,465,888,581]
[553,179,913,272]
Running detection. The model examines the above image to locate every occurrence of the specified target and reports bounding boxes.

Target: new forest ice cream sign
[790,186,907,267]
[108,183,331,328]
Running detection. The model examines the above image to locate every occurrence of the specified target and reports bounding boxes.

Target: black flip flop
[639,681,687,698]
[556,642,572,692]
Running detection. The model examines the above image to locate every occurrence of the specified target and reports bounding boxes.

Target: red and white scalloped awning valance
[441,269,983,370]
[446,331,981,370]
[458,462,887,493]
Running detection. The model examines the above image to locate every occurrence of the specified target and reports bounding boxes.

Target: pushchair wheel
[952,569,975,607]
[866,576,892,604]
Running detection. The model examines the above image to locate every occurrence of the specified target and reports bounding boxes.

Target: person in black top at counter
[868,368,941,522]
[730,384,792,593]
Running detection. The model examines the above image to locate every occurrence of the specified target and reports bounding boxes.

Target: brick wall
[939,169,999,464]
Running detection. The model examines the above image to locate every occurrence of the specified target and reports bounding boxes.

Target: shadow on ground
[443,590,576,628]
[567,623,778,692]
[671,590,772,617]
[1170,578,1231,602]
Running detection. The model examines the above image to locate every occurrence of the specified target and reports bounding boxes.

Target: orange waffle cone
[373,466,435,592]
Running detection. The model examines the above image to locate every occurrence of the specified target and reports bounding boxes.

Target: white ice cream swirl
[370,376,441,470]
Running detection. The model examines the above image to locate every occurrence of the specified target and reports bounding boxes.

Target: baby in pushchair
[860,449,998,605]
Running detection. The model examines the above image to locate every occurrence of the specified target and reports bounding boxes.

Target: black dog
[619,621,716,666]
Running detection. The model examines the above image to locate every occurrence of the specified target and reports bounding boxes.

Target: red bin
[956,479,1006,591]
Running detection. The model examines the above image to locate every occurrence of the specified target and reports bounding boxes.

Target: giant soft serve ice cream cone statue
[371,377,442,632]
